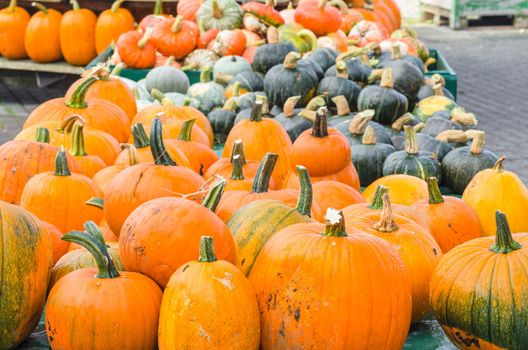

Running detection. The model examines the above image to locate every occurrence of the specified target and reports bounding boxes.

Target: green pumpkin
[237,91,266,110]
[383,125,441,181]
[187,66,226,114]
[327,95,355,125]
[207,98,238,144]
[145,65,189,94]
[317,62,361,110]
[263,52,317,107]
[274,96,312,142]
[422,108,477,137]
[324,54,372,86]
[227,165,313,275]
[235,95,275,124]
[351,126,396,187]
[153,92,201,109]
[253,27,297,74]
[278,23,317,53]
[227,70,264,95]
[213,55,252,85]
[196,0,243,31]
[335,110,393,146]
[391,126,455,161]
[384,112,418,138]
[441,131,499,194]
[358,68,408,125]
[306,47,338,71]
[413,84,457,122]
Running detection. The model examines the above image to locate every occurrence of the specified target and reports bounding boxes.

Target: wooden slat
[0,58,82,75]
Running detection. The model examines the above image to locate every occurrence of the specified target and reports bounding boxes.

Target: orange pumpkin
[223,99,292,187]
[24,2,62,62]
[197,20,219,49]
[20,147,102,233]
[46,222,162,349]
[311,180,365,222]
[95,0,135,55]
[344,193,442,323]
[319,30,348,52]
[363,174,428,205]
[411,177,481,252]
[104,119,205,235]
[66,66,137,120]
[208,29,247,56]
[249,209,412,349]
[159,236,260,349]
[24,75,130,143]
[68,122,106,178]
[224,154,255,191]
[152,16,198,59]
[348,20,388,47]
[0,129,79,204]
[216,152,299,222]
[116,29,157,69]
[0,0,29,59]
[16,114,121,166]
[138,0,168,31]
[59,0,97,66]
[330,0,364,35]
[66,217,120,251]
[119,179,236,287]
[177,0,203,21]
[294,0,342,36]
[43,221,69,264]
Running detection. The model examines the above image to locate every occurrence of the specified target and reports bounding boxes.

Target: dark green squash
[235,95,275,124]
[317,61,361,110]
[207,98,239,144]
[423,109,478,137]
[441,131,499,194]
[324,56,372,85]
[306,47,338,71]
[226,71,264,96]
[391,124,457,161]
[383,125,441,181]
[351,126,396,186]
[238,91,266,110]
[274,96,312,142]
[327,95,355,126]
[357,68,409,125]
[264,51,318,107]
[334,110,392,146]
[384,112,418,137]
[378,43,425,73]
[252,26,297,74]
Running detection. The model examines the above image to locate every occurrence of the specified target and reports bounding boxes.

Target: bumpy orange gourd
[412,177,481,252]
[116,29,157,69]
[119,179,236,287]
[249,209,412,349]
[46,222,162,349]
[152,15,198,59]
[20,148,103,233]
[344,193,441,323]
[0,0,29,59]
[294,0,342,36]
[159,236,259,349]
[0,203,52,349]
[311,180,365,222]
[178,0,202,21]
[95,0,135,54]
[363,174,428,205]
[59,0,97,66]
[463,156,528,236]
[24,2,62,62]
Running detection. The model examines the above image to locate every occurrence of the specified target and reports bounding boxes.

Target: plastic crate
[426,48,458,100]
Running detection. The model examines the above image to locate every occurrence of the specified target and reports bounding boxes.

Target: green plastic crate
[425,49,458,101]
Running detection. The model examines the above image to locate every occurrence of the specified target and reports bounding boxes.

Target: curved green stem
[231,155,244,180]
[150,119,176,166]
[31,2,48,14]
[70,122,88,157]
[57,115,85,133]
[368,185,388,210]
[86,197,104,208]
[201,177,226,212]
[490,211,522,253]
[296,30,318,52]
[138,27,152,49]
[295,165,312,217]
[35,127,50,143]
[70,0,80,10]
[373,193,399,232]
[231,139,246,165]
[8,0,17,10]
[198,236,217,262]
[61,221,120,278]
[111,0,124,12]
[427,177,444,204]
[251,152,278,193]
[65,76,97,109]
[54,147,71,176]
[311,107,329,138]
[212,0,222,18]
[150,88,166,102]
[249,100,263,122]
[110,63,125,76]
[178,119,195,142]
[493,156,506,173]
[131,123,150,149]
[171,15,184,32]
[322,208,347,237]
[153,0,162,16]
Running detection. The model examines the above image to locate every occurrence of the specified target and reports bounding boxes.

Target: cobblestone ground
[417,26,528,182]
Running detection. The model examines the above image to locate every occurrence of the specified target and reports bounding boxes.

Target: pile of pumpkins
[1,54,528,350]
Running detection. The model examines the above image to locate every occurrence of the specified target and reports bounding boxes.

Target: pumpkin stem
[35,127,50,143]
[54,146,71,177]
[70,0,80,10]
[31,2,48,14]
[265,0,275,8]
[359,52,370,66]
[322,208,347,237]
[8,0,17,10]
[368,185,388,210]
[492,156,506,173]
[333,95,350,116]
[391,113,414,132]
[131,123,150,149]
[469,130,485,155]
[149,118,177,166]
[404,125,419,155]
[490,211,522,254]
[373,193,399,232]
[231,139,246,165]
[121,144,139,166]
[164,56,175,67]
[312,107,329,138]
[368,69,383,84]
[283,52,302,70]
[171,15,184,32]
[266,26,279,44]
[335,61,349,79]
[436,130,468,144]
[65,76,97,109]
[62,221,120,278]
[318,0,327,9]
[391,43,402,60]
[336,47,363,62]
[379,68,394,89]
[348,110,374,135]
[110,63,125,76]
[229,82,241,99]
[70,122,88,157]
[211,0,223,18]
[150,88,167,103]
[199,66,212,83]
[427,177,444,204]
[138,27,152,49]
[361,125,377,145]
[183,98,192,107]
[251,152,278,193]
[201,177,226,212]
[296,30,318,52]
[283,96,301,118]
[198,236,217,262]
[295,165,313,217]
[231,155,244,180]
[86,197,104,208]
[57,115,85,134]
[432,83,444,97]
[306,95,326,111]
[178,119,195,142]
[249,99,264,122]
[153,0,162,16]
[451,110,478,126]
[111,0,124,12]
[256,95,270,114]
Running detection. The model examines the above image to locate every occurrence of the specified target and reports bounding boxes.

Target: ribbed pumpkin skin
[24,8,62,62]
[311,180,365,222]
[59,6,98,66]
[0,2,29,59]
[363,174,428,205]
[159,258,260,349]
[252,42,296,74]
[430,233,528,350]
[46,268,162,349]
[227,200,311,275]
[249,222,412,349]
[383,151,442,181]
[352,142,395,186]
[358,84,408,125]
[0,203,52,349]
[49,242,123,290]
[317,76,361,110]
